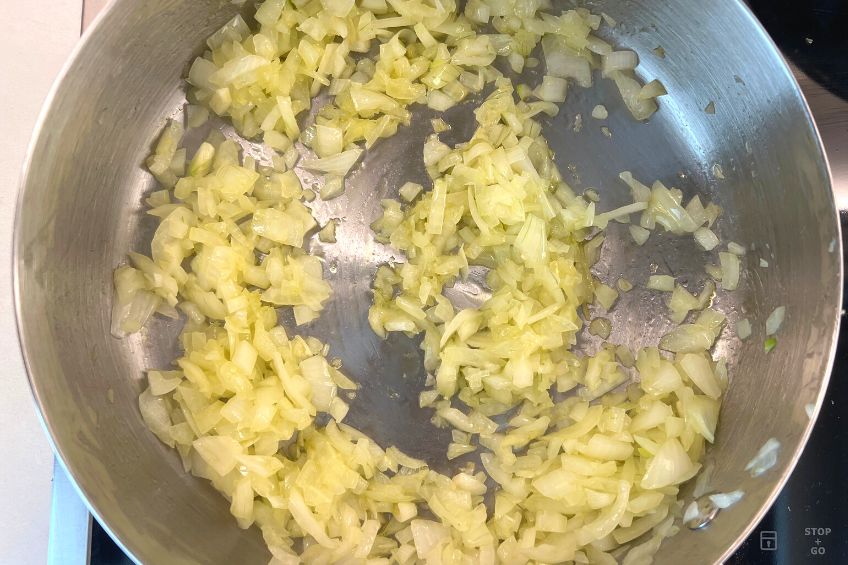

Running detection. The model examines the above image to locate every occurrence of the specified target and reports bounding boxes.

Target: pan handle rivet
[685,495,720,530]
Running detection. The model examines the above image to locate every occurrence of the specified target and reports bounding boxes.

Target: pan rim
[11,0,843,563]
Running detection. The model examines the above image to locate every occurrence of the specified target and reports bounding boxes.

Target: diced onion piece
[647,275,675,292]
[745,438,780,477]
[641,438,699,489]
[638,79,667,100]
[148,371,181,396]
[709,490,744,509]
[546,50,592,88]
[620,171,652,202]
[719,252,740,290]
[805,403,816,419]
[678,353,721,399]
[318,220,338,243]
[431,118,450,133]
[629,225,650,245]
[192,436,243,476]
[594,202,648,229]
[187,105,210,128]
[736,318,752,340]
[765,306,785,335]
[705,263,723,280]
[589,317,612,339]
[399,182,423,202]
[603,50,638,73]
[728,241,746,255]
[595,283,619,310]
[410,520,450,559]
[601,12,617,27]
[139,387,174,447]
[683,501,699,524]
[320,175,345,200]
[591,105,608,120]
[609,71,658,120]
[694,227,719,251]
[301,148,363,176]
[659,310,725,353]
[314,125,344,158]
[535,75,568,103]
[668,285,699,322]
[427,89,457,111]
[693,462,715,498]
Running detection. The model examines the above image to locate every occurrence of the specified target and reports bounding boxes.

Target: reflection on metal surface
[48,460,91,565]
[82,0,109,32]
[792,62,848,211]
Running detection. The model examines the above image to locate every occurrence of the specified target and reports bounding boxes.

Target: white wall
[0,2,82,563]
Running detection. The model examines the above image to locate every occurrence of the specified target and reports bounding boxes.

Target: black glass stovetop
[87,2,848,563]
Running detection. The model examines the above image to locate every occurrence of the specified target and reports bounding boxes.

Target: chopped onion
[641,438,699,489]
[186,105,209,128]
[121,1,735,562]
[647,275,675,292]
[313,124,344,158]
[765,306,785,335]
[603,50,638,73]
[595,283,619,310]
[318,220,338,243]
[728,241,746,255]
[745,438,780,477]
[535,75,569,103]
[609,71,658,120]
[709,490,744,509]
[705,263,723,280]
[629,225,650,245]
[301,148,363,177]
[683,501,699,524]
[594,202,648,229]
[694,227,719,251]
[719,251,740,291]
[805,403,816,419]
[320,175,345,200]
[736,318,752,340]
[638,79,667,100]
[693,461,715,497]
[659,309,726,353]
[589,317,612,339]
[678,352,721,399]
[545,50,592,88]
[399,182,423,202]
[591,104,608,120]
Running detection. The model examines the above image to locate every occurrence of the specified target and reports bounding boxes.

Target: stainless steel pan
[14,0,842,563]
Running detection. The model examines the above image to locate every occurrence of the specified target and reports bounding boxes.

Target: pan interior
[14,0,840,563]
